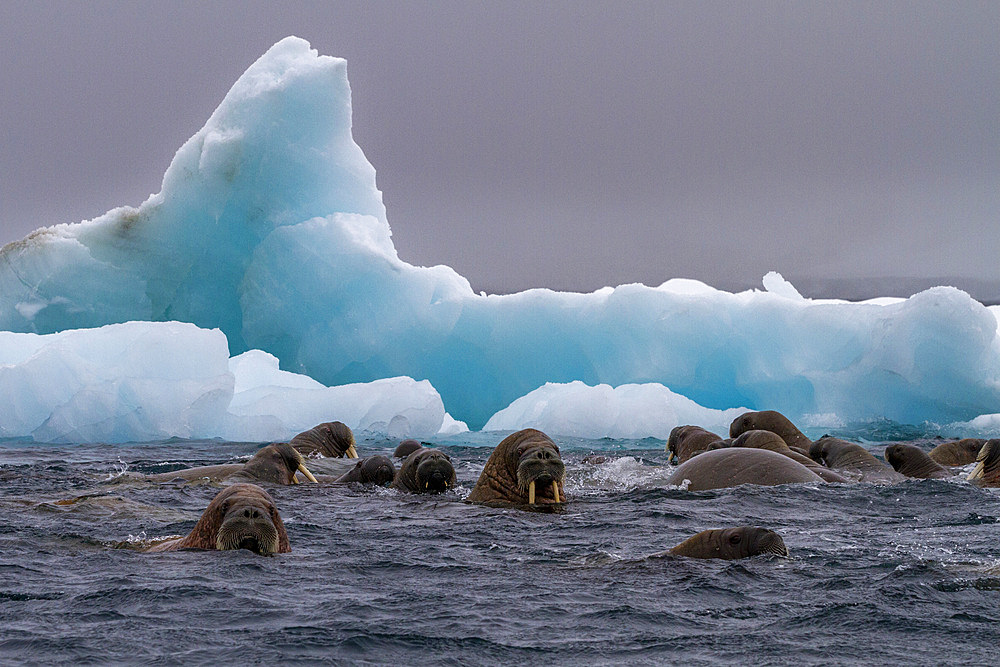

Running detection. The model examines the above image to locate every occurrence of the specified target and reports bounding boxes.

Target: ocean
[1,428,999,665]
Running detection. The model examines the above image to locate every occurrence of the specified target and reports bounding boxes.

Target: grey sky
[1,1,998,295]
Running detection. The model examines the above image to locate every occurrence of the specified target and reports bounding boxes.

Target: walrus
[146,443,318,485]
[730,410,813,452]
[651,526,789,560]
[967,439,1000,486]
[392,448,456,493]
[467,429,565,509]
[666,447,823,491]
[394,439,423,459]
[334,455,396,486]
[809,437,905,484]
[731,430,850,483]
[290,421,359,458]
[884,443,951,479]
[667,425,728,464]
[928,438,987,466]
[146,483,290,555]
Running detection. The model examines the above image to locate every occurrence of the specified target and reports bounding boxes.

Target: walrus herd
[126,413,999,561]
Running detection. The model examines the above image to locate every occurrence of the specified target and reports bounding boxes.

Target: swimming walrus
[146,443,318,485]
[651,526,789,560]
[967,439,1000,486]
[884,443,952,479]
[731,430,850,483]
[809,437,905,484]
[667,425,728,464]
[928,438,987,466]
[146,483,290,555]
[467,429,565,509]
[729,410,813,452]
[666,447,824,491]
[392,447,456,493]
[290,421,359,458]
[335,455,396,486]
[393,439,423,459]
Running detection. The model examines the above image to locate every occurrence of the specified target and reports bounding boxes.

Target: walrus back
[667,448,823,491]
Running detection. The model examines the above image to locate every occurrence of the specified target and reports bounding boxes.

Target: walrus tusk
[346,444,359,459]
[967,461,986,480]
[298,463,319,483]
[552,481,560,503]
[528,480,536,504]
[290,475,299,484]
[425,481,429,489]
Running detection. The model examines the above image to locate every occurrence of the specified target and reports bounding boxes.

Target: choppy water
[2,429,999,665]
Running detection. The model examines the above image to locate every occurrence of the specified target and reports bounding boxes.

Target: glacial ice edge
[0,322,458,443]
[2,36,1000,435]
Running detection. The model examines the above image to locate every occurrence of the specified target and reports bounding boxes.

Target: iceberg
[2,36,1000,434]
[483,381,748,440]
[222,349,454,441]
[0,322,451,443]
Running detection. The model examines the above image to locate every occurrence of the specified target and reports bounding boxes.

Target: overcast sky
[1,1,997,295]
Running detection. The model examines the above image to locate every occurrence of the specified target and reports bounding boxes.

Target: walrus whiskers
[528,480,536,504]
[215,524,279,554]
[767,543,791,558]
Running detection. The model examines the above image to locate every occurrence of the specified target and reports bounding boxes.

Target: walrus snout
[751,530,790,558]
[372,462,395,485]
[216,504,280,555]
[415,454,456,492]
[362,456,396,486]
[517,448,566,504]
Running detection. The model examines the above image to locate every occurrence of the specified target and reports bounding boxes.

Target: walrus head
[515,438,566,504]
[413,449,456,492]
[668,526,789,560]
[730,410,811,451]
[391,447,456,493]
[667,425,726,464]
[149,483,291,555]
[929,438,986,466]
[290,421,359,458]
[967,439,1000,484]
[731,429,788,452]
[467,429,565,508]
[336,455,396,486]
[242,443,318,485]
[215,488,285,554]
[808,436,857,467]
[884,443,948,479]
[393,439,423,459]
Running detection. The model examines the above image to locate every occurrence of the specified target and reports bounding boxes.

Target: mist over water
[2,431,999,664]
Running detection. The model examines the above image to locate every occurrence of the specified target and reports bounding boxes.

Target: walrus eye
[729,534,742,545]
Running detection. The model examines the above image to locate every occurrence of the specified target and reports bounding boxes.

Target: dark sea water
[2,428,999,665]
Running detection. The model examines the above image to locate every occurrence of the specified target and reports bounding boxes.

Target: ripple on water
[2,437,1000,663]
